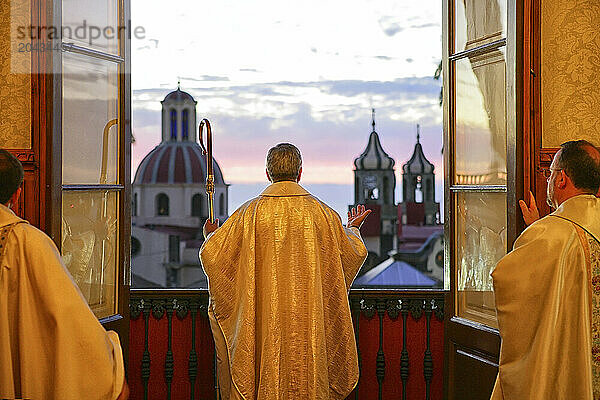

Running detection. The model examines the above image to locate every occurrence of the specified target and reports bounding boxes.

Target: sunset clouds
[130,0,443,214]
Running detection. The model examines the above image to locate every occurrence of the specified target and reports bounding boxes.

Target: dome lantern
[160,85,197,143]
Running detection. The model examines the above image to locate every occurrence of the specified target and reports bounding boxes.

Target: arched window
[156,193,169,216]
[133,193,138,216]
[219,193,225,215]
[191,193,202,217]
[415,175,423,203]
[170,109,177,140]
[182,109,189,140]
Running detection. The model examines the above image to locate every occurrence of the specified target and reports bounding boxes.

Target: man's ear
[296,167,302,183]
[8,187,22,209]
[557,170,569,189]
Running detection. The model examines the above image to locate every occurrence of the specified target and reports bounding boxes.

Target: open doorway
[129,0,444,289]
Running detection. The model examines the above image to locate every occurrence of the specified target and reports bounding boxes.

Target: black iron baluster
[150,300,167,399]
[351,297,362,400]
[188,300,199,400]
[376,299,386,400]
[400,300,410,400]
[423,300,433,400]
[142,299,152,400]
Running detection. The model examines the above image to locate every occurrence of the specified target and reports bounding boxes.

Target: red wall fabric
[128,315,145,400]
[147,313,169,399]
[345,310,444,400]
[430,315,445,400]
[381,314,403,398]
[356,313,380,399]
[128,307,216,400]
[405,315,427,399]
[197,314,216,398]
[171,314,192,398]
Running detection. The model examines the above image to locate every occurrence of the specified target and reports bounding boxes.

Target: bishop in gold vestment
[200,143,369,400]
[491,141,600,399]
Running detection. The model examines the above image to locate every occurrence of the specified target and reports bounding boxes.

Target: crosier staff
[199,118,215,223]
[198,118,220,398]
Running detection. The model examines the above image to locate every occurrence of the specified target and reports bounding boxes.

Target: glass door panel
[62,190,119,319]
[60,0,128,324]
[450,0,508,331]
[454,53,507,184]
[62,52,119,185]
[455,0,507,52]
[62,0,119,54]
[455,191,506,328]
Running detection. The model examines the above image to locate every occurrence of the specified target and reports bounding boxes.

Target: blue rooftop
[353,259,436,287]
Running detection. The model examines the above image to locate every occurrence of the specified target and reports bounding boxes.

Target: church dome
[402,126,434,175]
[162,88,196,103]
[133,141,225,185]
[354,110,395,170]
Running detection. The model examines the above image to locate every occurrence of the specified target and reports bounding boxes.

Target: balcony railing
[129,289,446,400]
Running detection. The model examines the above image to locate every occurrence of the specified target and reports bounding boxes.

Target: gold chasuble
[200,181,368,400]
[491,195,600,400]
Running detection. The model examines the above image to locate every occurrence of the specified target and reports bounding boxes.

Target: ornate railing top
[130,288,446,321]
[130,288,447,297]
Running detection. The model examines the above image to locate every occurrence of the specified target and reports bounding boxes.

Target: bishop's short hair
[266,143,302,182]
[557,140,600,195]
[0,150,24,204]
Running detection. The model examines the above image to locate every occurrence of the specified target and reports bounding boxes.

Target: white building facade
[131,87,229,288]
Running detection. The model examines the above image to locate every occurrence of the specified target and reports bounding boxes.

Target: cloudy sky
[130,0,443,219]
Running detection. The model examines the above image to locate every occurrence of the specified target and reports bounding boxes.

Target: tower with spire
[400,124,439,225]
[351,109,398,260]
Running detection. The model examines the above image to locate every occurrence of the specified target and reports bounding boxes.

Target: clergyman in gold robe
[491,140,600,399]
[0,150,129,400]
[200,143,372,399]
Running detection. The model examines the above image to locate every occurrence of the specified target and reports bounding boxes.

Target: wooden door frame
[29,0,132,366]
[442,0,534,397]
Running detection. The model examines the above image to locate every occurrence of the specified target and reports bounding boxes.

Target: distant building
[351,115,443,287]
[399,124,440,228]
[351,109,398,264]
[131,86,229,288]
[353,258,437,287]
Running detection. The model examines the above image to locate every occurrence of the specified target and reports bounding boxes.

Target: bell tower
[351,109,397,259]
[400,125,439,225]
[353,109,396,206]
